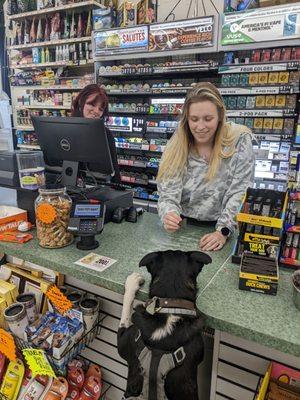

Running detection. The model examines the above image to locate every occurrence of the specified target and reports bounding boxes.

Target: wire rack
[14,318,101,376]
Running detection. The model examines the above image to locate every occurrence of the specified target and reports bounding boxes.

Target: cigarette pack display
[258,73,268,85]
[249,73,259,86]
[278,71,290,84]
[268,72,279,85]
[239,73,249,86]
[256,95,265,108]
[265,95,275,108]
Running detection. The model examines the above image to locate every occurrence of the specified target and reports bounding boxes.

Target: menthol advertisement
[222,5,300,45]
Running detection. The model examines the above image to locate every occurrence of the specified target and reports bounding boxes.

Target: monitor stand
[62,161,79,187]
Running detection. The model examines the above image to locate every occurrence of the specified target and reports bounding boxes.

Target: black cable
[208,0,219,14]
[187,0,193,18]
[164,0,183,21]
[201,0,207,16]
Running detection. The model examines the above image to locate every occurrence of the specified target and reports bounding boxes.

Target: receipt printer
[0,151,19,187]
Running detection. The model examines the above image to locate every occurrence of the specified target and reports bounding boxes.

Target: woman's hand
[199,231,227,251]
[163,212,182,233]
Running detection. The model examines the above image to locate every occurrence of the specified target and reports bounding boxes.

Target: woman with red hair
[72,84,120,182]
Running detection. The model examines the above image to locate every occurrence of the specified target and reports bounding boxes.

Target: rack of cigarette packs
[232,188,288,295]
[280,190,300,268]
[0,262,101,376]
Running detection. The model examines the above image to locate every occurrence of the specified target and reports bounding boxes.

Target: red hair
[71,84,109,118]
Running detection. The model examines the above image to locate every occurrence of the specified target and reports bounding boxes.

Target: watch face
[221,227,230,236]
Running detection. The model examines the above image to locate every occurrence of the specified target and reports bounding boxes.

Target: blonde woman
[157,82,255,251]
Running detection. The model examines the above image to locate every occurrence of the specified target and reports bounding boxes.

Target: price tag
[0,329,16,361]
[46,285,72,315]
[36,203,57,224]
[22,348,56,378]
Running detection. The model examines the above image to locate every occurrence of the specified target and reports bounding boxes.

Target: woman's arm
[157,176,184,223]
[216,132,255,233]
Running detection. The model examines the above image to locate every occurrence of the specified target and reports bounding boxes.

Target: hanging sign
[0,329,16,361]
[22,349,56,378]
[94,25,148,56]
[149,17,214,52]
[222,4,300,45]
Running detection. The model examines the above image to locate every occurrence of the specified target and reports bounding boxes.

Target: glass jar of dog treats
[35,185,73,248]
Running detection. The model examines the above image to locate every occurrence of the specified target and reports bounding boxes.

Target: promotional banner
[222,5,300,45]
[149,17,214,52]
[94,25,148,55]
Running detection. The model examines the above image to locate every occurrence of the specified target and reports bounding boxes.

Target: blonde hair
[157,82,249,182]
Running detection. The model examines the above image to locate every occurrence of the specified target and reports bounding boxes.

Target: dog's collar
[145,297,197,317]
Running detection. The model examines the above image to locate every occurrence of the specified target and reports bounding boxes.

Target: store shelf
[17,143,40,149]
[16,105,71,110]
[118,160,159,169]
[226,109,296,117]
[8,36,91,51]
[219,86,299,95]
[219,61,300,74]
[110,110,181,116]
[106,88,191,96]
[100,64,218,78]
[11,61,94,69]
[8,0,104,20]
[13,85,84,91]
[94,46,219,62]
[15,125,34,131]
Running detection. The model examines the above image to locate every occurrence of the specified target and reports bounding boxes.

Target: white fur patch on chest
[150,315,181,341]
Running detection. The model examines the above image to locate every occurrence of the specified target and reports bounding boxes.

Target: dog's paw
[125,273,145,294]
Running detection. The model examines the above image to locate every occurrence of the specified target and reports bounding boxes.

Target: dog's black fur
[118,250,212,400]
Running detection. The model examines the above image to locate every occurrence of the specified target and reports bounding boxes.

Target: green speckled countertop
[0,213,299,357]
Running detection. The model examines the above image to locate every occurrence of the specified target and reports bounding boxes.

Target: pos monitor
[31,116,114,187]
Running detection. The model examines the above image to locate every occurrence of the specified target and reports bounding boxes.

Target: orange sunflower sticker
[36,203,57,224]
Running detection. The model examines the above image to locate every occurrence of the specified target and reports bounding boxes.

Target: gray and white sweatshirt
[157,127,255,232]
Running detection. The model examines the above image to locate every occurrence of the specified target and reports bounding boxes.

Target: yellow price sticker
[46,285,72,314]
[22,349,56,378]
[0,329,16,361]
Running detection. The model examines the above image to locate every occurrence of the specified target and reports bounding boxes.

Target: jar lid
[40,184,65,190]
[38,184,66,195]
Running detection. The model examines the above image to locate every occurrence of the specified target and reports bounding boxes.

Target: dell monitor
[32,116,115,187]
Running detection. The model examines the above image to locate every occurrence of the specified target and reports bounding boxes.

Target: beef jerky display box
[232,188,288,263]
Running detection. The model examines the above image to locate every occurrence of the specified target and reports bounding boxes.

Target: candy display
[35,185,73,249]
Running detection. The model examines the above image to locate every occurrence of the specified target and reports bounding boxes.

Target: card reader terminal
[68,200,105,250]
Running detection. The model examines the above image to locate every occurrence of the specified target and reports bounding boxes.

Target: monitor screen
[74,204,101,217]
[31,116,115,186]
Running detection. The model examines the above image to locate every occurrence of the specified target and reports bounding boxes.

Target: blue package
[283,14,297,37]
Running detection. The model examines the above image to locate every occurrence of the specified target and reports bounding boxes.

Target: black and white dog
[117,250,212,400]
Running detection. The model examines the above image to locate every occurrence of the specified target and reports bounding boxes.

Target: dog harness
[123,329,186,400]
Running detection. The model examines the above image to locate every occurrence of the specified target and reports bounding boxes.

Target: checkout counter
[0,212,299,400]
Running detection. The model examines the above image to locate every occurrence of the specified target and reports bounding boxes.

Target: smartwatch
[220,227,231,237]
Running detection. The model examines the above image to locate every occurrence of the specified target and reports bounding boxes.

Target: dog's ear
[188,251,212,275]
[139,252,161,275]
